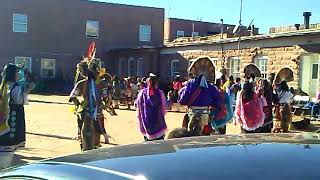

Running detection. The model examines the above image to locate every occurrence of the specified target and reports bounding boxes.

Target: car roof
[1,133,320,180]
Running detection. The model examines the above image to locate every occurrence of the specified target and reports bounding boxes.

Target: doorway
[300,54,320,97]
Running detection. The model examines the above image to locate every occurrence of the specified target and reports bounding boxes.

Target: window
[15,57,32,72]
[41,59,55,78]
[171,60,180,79]
[86,20,99,38]
[176,30,185,38]
[118,58,126,76]
[230,57,240,78]
[137,58,144,77]
[312,64,319,79]
[13,14,27,33]
[211,57,219,72]
[139,25,151,42]
[211,58,218,67]
[128,58,136,76]
[254,56,268,79]
[192,32,199,38]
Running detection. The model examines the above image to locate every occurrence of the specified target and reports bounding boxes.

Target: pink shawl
[235,92,265,131]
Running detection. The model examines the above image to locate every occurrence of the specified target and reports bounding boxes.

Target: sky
[93,0,320,34]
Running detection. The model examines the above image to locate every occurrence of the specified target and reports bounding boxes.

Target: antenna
[237,0,243,69]
[168,5,171,17]
[248,19,254,27]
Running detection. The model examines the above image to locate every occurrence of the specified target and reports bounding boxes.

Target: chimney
[303,12,312,29]
[250,25,255,36]
[294,24,300,30]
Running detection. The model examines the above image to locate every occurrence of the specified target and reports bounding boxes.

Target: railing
[165,33,235,45]
[270,23,320,34]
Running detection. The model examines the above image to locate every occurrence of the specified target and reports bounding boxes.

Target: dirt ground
[10,94,241,167]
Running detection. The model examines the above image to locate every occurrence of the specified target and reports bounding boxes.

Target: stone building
[159,28,320,97]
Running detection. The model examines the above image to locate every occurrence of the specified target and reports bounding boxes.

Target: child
[125,79,133,110]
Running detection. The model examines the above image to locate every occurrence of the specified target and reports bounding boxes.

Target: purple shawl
[136,88,167,140]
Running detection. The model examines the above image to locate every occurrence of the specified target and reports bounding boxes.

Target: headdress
[274,68,294,85]
[188,56,215,83]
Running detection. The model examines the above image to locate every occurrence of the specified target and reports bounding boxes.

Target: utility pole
[221,19,225,71]
[237,0,243,73]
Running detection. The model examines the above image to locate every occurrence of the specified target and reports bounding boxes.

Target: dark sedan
[1,133,320,180]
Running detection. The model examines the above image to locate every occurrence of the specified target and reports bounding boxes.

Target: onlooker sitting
[311,91,320,119]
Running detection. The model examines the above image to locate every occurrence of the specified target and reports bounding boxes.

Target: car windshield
[1,0,320,176]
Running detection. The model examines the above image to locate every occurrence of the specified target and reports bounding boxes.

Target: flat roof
[82,0,164,10]
[166,17,238,27]
[165,28,320,48]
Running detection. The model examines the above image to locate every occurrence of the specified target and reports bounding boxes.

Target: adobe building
[0,0,164,82]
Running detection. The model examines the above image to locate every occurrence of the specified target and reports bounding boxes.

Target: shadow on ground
[29,99,72,105]
[11,148,49,167]
[27,132,74,140]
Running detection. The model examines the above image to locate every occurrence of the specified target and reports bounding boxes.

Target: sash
[187,88,202,108]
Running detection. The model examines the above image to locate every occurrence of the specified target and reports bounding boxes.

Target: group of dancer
[0,43,296,169]
[135,58,295,140]
[67,45,296,150]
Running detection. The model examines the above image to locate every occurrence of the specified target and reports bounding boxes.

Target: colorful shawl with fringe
[235,92,265,131]
[136,88,167,140]
[210,90,234,129]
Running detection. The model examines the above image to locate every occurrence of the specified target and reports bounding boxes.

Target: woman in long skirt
[256,80,273,133]
[235,82,266,133]
[135,73,167,141]
[0,64,26,169]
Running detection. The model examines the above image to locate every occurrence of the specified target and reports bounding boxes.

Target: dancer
[274,81,293,132]
[235,82,267,133]
[135,73,167,141]
[0,64,26,168]
[69,42,113,151]
[179,57,221,136]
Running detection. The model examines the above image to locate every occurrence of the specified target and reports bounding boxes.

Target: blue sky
[93,0,320,34]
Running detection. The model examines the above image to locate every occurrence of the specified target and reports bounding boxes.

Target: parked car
[1,133,320,180]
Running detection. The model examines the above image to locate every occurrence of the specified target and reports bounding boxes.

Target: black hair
[279,81,289,92]
[243,81,254,101]
[290,87,295,95]
[3,63,18,83]
[216,78,222,88]
[0,63,18,94]
[249,73,255,80]
[268,73,276,84]
[188,73,194,79]
[262,80,272,97]
[236,77,241,83]
[229,75,234,82]
[149,75,159,88]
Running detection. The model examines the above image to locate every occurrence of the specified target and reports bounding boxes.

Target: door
[300,54,320,97]
[137,58,144,77]
[310,63,319,97]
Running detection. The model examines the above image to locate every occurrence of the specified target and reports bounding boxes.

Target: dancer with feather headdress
[69,42,114,151]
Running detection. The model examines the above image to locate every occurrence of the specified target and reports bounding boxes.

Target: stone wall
[161,45,307,88]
